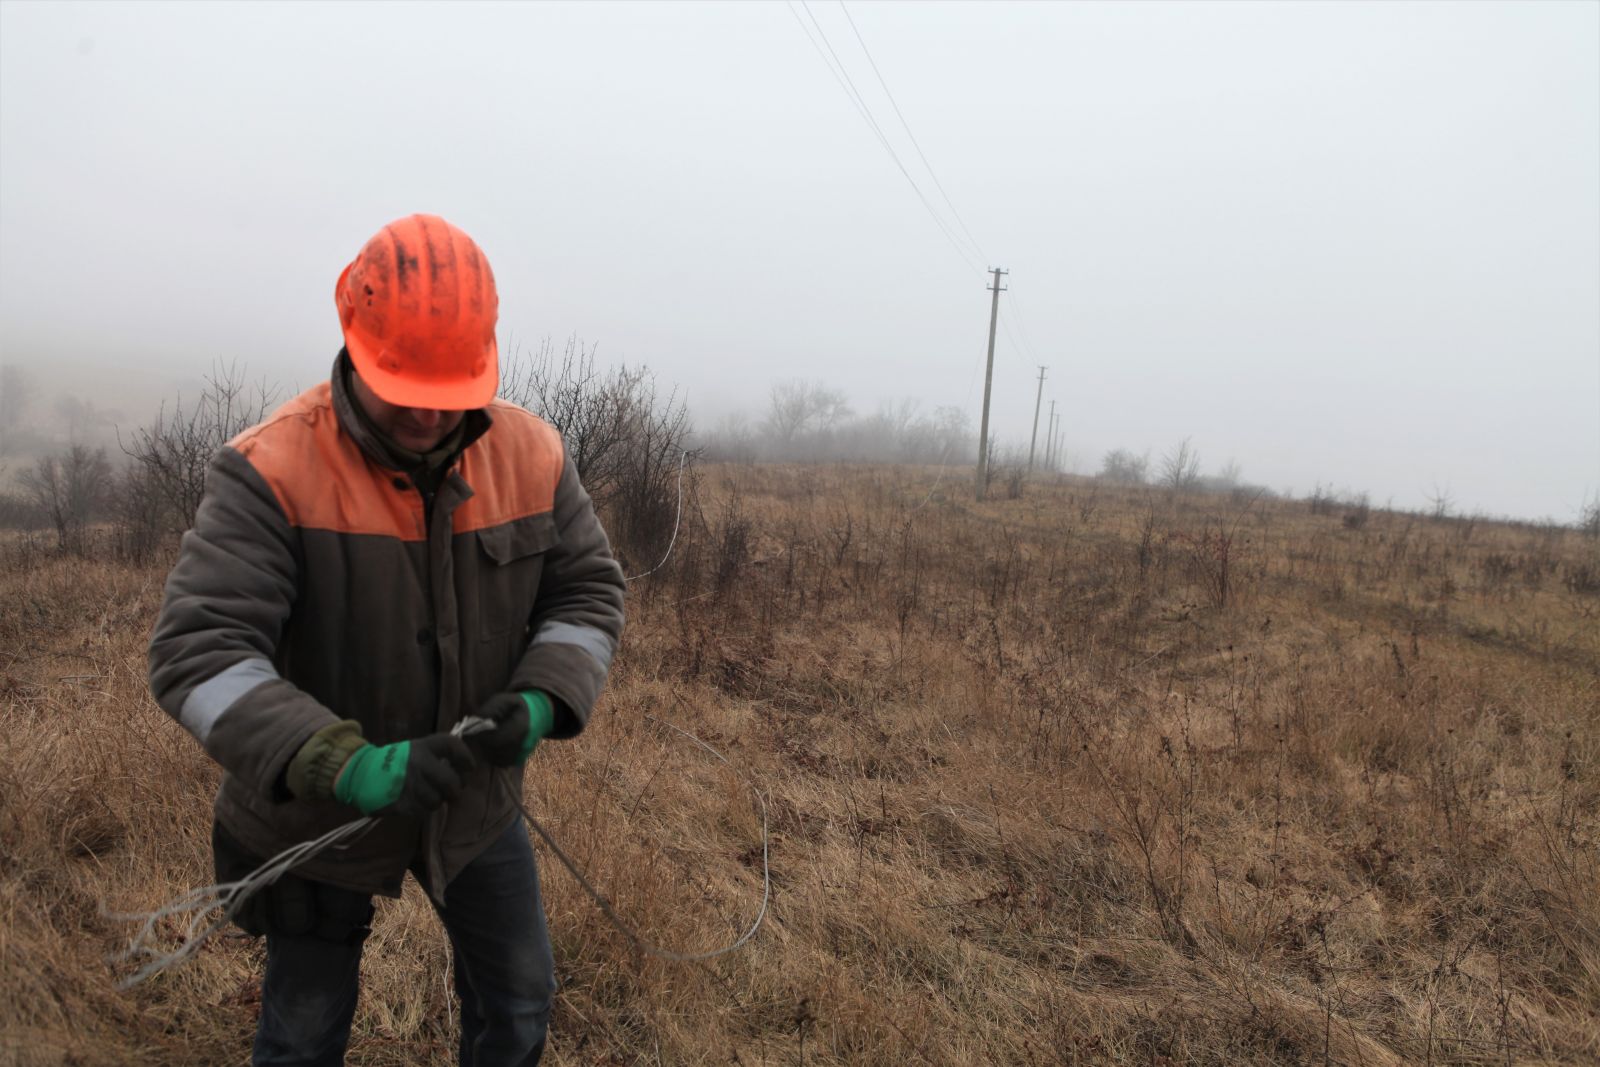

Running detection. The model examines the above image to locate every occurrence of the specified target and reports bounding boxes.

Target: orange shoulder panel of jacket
[452,401,564,535]
[227,382,427,541]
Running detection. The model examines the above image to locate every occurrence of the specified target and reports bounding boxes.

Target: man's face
[350,370,467,453]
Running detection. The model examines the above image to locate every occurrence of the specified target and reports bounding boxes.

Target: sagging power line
[836,1,988,267]
[785,0,983,277]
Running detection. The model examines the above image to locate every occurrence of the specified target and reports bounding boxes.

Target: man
[148,214,625,1066]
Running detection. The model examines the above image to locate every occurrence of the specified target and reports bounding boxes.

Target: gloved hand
[467,691,556,767]
[332,732,477,817]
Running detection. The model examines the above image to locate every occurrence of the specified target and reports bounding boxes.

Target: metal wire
[622,450,689,583]
[518,714,770,963]
[106,713,769,985]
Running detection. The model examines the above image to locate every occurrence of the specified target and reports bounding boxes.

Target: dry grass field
[2,463,1597,1065]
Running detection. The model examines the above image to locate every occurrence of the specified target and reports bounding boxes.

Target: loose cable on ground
[515,714,769,963]
[107,712,770,985]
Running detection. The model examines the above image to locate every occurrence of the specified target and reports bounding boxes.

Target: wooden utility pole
[1027,365,1047,472]
[974,267,1007,501]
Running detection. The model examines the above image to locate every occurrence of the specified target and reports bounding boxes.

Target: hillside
[2,464,1597,1065]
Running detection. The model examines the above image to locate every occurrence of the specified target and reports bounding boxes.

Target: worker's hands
[467,691,556,767]
[333,732,477,817]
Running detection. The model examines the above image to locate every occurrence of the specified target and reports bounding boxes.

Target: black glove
[333,732,477,817]
[467,691,555,767]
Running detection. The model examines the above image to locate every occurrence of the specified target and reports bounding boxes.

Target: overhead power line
[837,1,988,267]
[786,0,983,276]
[999,313,1036,373]
[1006,285,1047,365]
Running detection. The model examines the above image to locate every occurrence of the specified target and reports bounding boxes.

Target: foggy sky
[1,0,1596,520]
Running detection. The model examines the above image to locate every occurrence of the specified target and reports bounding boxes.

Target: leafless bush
[1343,493,1372,530]
[1426,484,1455,522]
[710,488,753,595]
[1309,483,1337,516]
[1099,448,1149,485]
[609,400,692,575]
[120,362,277,534]
[1177,520,1244,609]
[110,462,169,565]
[500,337,691,571]
[1579,495,1599,539]
[1159,437,1201,491]
[1002,465,1025,500]
[19,444,112,554]
[1564,560,1600,596]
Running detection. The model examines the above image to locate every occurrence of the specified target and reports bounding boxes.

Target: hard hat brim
[346,335,499,412]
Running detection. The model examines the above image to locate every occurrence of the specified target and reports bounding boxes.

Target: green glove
[332,732,477,817]
[468,691,556,767]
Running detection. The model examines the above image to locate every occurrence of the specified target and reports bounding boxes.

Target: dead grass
[1,465,1597,1065]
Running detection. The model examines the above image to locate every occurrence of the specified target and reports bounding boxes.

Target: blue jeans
[252,819,555,1066]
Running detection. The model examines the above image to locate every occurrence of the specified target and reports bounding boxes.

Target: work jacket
[149,358,625,899]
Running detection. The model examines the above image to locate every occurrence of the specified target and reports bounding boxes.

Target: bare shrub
[500,337,691,571]
[19,444,112,554]
[110,462,169,565]
[1177,520,1243,609]
[1579,495,1599,539]
[1309,483,1336,516]
[1426,483,1455,522]
[120,362,278,534]
[1159,437,1201,491]
[1002,465,1025,500]
[1100,448,1149,485]
[1564,560,1600,596]
[711,487,753,595]
[1343,493,1372,530]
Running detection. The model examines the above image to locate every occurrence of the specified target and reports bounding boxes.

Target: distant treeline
[694,379,977,466]
[5,350,1596,554]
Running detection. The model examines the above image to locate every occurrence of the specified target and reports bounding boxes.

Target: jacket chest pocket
[476,513,559,640]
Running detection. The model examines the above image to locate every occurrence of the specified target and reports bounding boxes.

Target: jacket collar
[330,350,492,474]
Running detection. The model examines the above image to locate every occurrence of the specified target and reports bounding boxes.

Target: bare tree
[1581,493,1600,540]
[20,444,112,553]
[1425,483,1455,522]
[764,380,810,444]
[1100,448,1150,485]
[764,379,852,445]
[1159,437,1202,491]
[121,362,278,533]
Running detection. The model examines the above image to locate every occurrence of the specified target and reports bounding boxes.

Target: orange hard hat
[335,214,499,410]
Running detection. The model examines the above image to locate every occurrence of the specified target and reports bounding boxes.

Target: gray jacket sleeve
[510,455,626,738]
[148,448,340,798]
